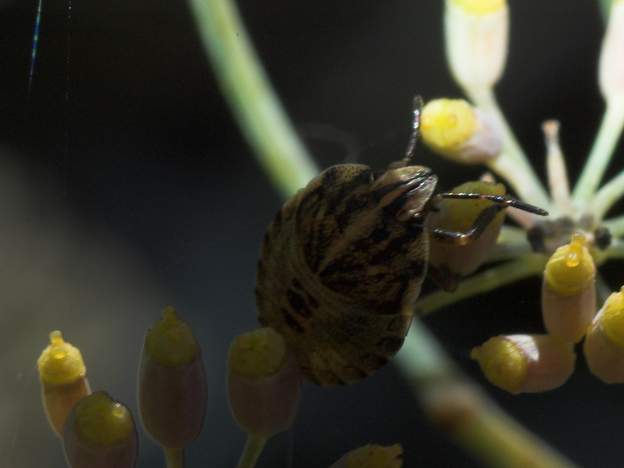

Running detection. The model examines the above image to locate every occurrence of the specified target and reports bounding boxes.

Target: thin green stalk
[600,0,613,20]
[466,87,551,209]
[486,227,532,262]
[604,240,624,259]
[573,100,624,205]
[189,0,317,197]
[604,215,624,238]
[396,325,578,468]
[191,1,577,467]
[164,447,184,468]
[591,169,624,220]
[416,255,545,317]
[237,434,267,468]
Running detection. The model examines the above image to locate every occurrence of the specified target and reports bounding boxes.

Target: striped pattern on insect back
[295,165,373,273]
[256,163,431,386]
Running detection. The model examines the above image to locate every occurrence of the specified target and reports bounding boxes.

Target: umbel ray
[255,96,548,386]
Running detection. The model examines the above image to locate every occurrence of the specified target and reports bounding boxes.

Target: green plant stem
[396,326,578,468]
[466,87,551,209]
[189,0,317,197]
[573,99,624,205]
[600,0,613,20]
[416,255,545,317]
[191,1,577,466]
[604,215,624,238]
[237,434,267,468]
[164,447,184,468]
[591,169,624,220]
[604,240,624,259]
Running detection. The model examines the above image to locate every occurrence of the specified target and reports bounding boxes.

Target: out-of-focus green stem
[236,434,267,468]
[164,447,184,468]
[592,169,624,220]
[189,0,317,197]
[396,329,578,468]
[466,87,551,209]
[600,0,613,20]
[604,215,624,238]
[416,255,545,317]
[190,1,578,467]
[573,100,624,205]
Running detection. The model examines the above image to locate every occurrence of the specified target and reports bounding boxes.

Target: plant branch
[237,434,267,468]
[416,255,545,318]
[164,447,184,468]
[190,1,577,466]
[189,0,317,198]
[603,215,624,238]
[591,169,624,220]
[396,326,578,468]
[573,99,624,205]
[466,87,551,209]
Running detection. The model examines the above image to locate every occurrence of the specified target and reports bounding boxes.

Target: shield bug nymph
[255,97,548,386]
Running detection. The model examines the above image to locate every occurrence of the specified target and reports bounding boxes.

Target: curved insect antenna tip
[437,192,549,216]
[404,95,424,163]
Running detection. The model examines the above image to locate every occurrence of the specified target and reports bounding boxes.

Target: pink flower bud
[138,306,207,449]
[542,234,596,343]
[63,392,137,468]
[228,327,302,438]
[471,334,575,394]
[584,287,624,383]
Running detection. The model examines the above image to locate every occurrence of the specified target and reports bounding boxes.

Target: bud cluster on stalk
[37,331,138,468]
[470,233,624,392]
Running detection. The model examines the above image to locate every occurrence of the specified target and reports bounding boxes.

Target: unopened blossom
[471,334,575,394]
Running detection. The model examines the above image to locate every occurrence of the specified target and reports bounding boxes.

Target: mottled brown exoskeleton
[256,97,547,386]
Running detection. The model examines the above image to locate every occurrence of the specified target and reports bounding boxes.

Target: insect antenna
[404,95,424,163]
[435,192,549,216]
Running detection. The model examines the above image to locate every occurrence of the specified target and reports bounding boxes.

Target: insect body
[255,98,547,386]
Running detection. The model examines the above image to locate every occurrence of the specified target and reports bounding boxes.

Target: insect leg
[435,192,549,216]
[430,204,506,246]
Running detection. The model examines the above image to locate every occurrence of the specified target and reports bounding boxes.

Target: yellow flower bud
[445,0,509,90]
[37,331,91,436]
[543,234,596,296]
[542,234,596,343]
[139,306,207,450]
[228,327,302,439]
[451,0,505,15]
[63,392,137,468]
[429,180,506,276]
[329,444,404,468]
[421,99,502,164]
[584,287,624,383]
[471,335,575,394]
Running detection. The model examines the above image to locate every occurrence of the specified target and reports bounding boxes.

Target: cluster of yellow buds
[37,331,138,468]
[38,307,207,468]
[471,233,624,392]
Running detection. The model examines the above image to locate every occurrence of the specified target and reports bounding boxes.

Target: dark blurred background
[1,0,623,467]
